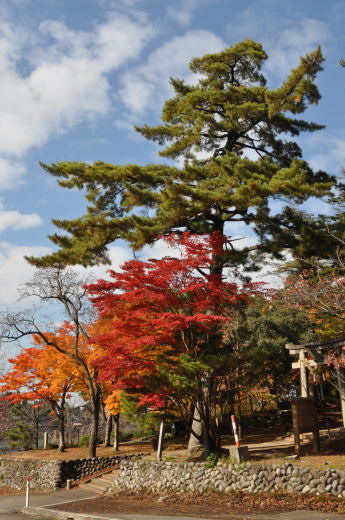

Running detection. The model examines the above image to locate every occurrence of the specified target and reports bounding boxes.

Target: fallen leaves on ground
[52,489,345,517]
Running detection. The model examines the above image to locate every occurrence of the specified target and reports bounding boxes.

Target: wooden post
[43,432,48,450]
[336,365,345,428]
[312,430,320,453]
[157,420,164,462]
[293,429,301,457]
[291,397,319,457]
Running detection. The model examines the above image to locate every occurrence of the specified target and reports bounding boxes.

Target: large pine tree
[28,40,335,453]
[29,39,333,269]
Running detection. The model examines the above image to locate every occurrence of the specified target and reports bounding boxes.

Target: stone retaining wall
[114,460,345,498]
[0,454,138,490]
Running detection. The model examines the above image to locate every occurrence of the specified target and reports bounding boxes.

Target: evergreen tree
[233,299,317,399]
[29,40,333,269]
[6,421,34,451]
[26,40,335,453]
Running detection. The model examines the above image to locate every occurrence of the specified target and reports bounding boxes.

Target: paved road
[0,488,95,519]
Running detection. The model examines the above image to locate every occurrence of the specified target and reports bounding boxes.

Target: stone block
[229,446,249,462]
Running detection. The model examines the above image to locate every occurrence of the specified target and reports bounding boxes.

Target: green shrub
[5,421,34,450]
[78,434,90,447]
[118,431,133,442]
[204,452,218,469]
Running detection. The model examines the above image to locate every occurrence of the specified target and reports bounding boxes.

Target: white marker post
[231,415,240,447]
[229,415,249,461]
[43,432,48,450]
[25,477,30,507]
[157,420,164,462]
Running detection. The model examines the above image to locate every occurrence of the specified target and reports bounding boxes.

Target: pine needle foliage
[28,40,334,268]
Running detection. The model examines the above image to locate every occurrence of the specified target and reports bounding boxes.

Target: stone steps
[78,469,119,494]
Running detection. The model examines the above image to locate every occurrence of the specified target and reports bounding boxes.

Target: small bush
[204,452,218,469]
[118,431,133,442]
[78,434,90,447]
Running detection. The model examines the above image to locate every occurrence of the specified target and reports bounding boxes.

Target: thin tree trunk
[237,390,243,440]
[103,414,112,447]
[58,413,65,452]
[57,389,67,452]
[88,387,101,458]
[35,418,39,449]
[336,365,345,428]
[113,414,119,452]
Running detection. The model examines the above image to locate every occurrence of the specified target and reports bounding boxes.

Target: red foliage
[87,233,261,407]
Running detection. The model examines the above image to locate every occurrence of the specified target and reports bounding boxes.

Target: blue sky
[0,0,345,305]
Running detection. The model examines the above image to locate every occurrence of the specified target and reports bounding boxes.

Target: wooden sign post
[291,397,320,456]
[286,338,345,429]
[288,347,319,398]
[291,349,308,397]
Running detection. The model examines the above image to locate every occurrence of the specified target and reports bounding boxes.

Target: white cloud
[266,18,330,76]
[167,0,199,27]
[226,8,330,78]
[308,134,345,175]
[75,245,134,282]
[0,204,42,233]
[0,14,154,159]
[78,240,182,282]
[119,30,226,116]
[0,242,51,305]
[0,159,26,190]
[166,0,216,27]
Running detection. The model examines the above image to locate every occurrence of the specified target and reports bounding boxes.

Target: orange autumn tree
[0,267,107,457]
[102,386,121,449]
[34,319,126,453]
[32,320,105,454]
[0,342,76,451]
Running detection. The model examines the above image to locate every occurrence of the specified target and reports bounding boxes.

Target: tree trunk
[35,418,39,449]
[336,365,345,428]
[237,390,243,440]
[113,414,119,451]
[103,414,112,447]
[88,387,101,458]
[58,413,65,452]
[199,373,218,454]
[187,403,204,456]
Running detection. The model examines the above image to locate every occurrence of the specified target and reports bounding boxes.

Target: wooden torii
[286,336,345,428]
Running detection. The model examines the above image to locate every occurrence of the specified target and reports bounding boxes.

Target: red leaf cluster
[87,233,260,405]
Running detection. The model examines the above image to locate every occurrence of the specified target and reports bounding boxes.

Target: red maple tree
[87,233,261,449]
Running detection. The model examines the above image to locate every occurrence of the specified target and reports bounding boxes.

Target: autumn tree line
[1,40,345,457]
